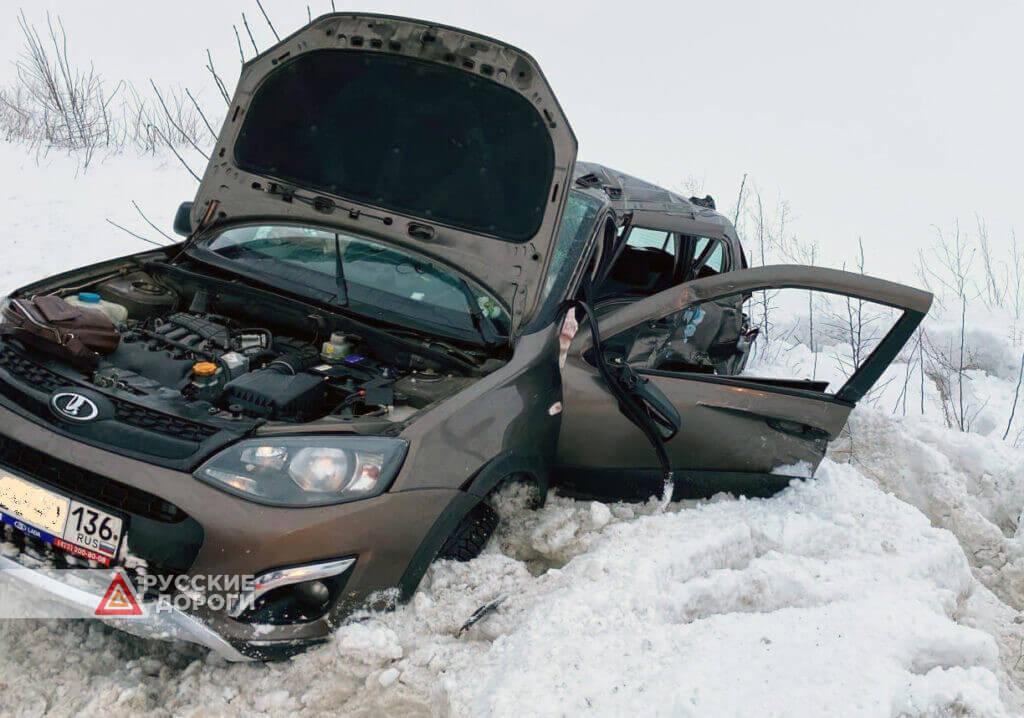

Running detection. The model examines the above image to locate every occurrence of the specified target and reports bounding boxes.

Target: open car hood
[190,13,578,335]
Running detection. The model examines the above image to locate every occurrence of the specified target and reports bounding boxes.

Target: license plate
[0,472,124,566]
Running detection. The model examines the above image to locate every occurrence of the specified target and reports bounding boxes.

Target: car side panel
[556,355,850,474]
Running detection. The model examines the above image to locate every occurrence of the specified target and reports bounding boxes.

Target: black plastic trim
[553,465,805,501]
[399,452,548,600]
[0,434,203,571]
[397,491,478,601]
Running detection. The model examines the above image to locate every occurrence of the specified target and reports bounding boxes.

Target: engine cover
[223,368,327,420]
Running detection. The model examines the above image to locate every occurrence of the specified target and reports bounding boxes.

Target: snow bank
[0,464,1015,716]
[433,466,1002,716]
[840,410,1024,609]
[832,409,1024,706]
[0,142,197,297]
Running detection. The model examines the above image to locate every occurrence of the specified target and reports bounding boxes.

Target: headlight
[194,436,408,506]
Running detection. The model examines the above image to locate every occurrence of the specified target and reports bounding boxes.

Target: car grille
[0,432,187,523]
[0,344,66,393]
[0,343,218,443]
[112,401,218,442]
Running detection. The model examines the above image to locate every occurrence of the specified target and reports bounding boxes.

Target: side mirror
[173,202,194,237]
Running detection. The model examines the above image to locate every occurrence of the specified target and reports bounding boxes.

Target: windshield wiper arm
[333,233,349,305]
[455,277,502,348]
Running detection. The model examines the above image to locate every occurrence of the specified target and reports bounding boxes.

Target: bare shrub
[0,10,222,170]
[6,10,124,166]
[969,215,1023,344]
[1004,351,1024,441]
[119,82,208,158]
[892,327,924,417]
[1008,230,1024,342]
[815,239,897,406]
[738,184,794,356]
[0,85,33,141]
[915,221,986,431]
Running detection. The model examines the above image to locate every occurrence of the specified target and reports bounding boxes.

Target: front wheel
[436,501,499,562]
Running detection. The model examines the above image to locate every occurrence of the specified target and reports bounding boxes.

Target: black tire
[437,501,499,562]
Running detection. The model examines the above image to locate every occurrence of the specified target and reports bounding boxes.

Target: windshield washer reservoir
[66,293,128,324]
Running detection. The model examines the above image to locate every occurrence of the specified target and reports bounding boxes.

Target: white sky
[2,0,1021,282]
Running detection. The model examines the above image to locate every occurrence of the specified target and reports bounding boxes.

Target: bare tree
[1004,351,1024,440]
[731,172,747,227]
[943,215,1021,346]
[148,81,207,156]
[745,187,782,353]
[1008,229,1023,344]
[975,213,1005,309]
[893,327,924,416]
[185,88,218,142]
[204,50,231,107]
[241,12,260,55]
[816,238,895,405]
[677,173,706,198]
[256,0,281,41]
[916,221,981,431]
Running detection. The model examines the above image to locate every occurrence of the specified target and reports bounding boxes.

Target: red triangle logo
[95,572,143,616]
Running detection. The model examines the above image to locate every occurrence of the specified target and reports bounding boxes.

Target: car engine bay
[5,265,495,430]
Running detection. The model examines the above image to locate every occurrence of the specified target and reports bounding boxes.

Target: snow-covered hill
[0,147,1021,716]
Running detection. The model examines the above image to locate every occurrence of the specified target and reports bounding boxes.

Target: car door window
[584,268,929,405]
[627,227,673,252]
[688,237,727,279]
[600,227,677,298]
[621,289,902,398]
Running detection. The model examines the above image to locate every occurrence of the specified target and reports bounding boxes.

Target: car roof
[572,161,740,246]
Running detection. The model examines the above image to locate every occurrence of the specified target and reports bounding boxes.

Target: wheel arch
[396,451,549,600]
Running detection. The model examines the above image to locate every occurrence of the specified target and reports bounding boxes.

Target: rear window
[234,50,555,242]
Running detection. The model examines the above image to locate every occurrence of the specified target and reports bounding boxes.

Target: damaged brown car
[0,13,930,660]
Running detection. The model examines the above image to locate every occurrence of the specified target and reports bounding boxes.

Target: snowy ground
[0,146,1022,716]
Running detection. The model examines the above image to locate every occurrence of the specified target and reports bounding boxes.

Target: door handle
[766,418,829,440]
[697,402,830,440]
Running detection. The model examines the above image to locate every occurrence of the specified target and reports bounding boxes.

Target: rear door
[555,265,931,498]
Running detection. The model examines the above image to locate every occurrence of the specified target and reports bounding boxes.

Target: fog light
[295,580,330,607]
[230,557,355,619]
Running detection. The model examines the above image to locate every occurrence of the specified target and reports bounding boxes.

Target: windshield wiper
[455,277,502,347]
[333,233,349,305]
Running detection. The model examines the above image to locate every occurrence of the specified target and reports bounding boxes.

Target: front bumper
[0,554,250,661]
[0,401,461,659]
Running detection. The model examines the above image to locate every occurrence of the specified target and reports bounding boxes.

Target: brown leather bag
[0,295,120,369]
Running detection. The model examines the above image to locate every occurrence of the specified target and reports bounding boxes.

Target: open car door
[555,265,932,499]
[593,208,750,374]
